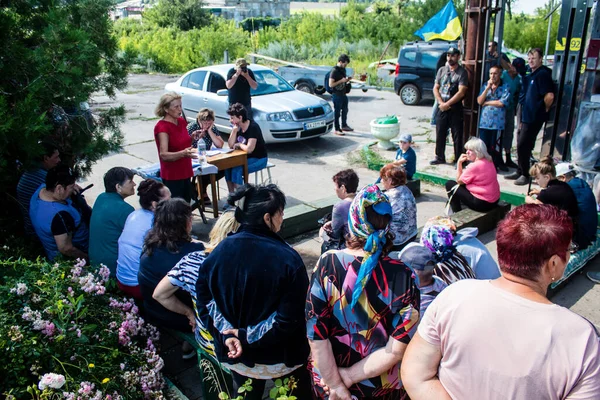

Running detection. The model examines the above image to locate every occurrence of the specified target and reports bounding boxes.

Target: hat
[398,243,436,271]
[555,162,575,177]
[447,47,461,55]
[235,58,249,68]
[399,133,413,143]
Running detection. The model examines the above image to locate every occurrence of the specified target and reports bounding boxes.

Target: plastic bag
[570,102,600,170]
[374,115,398,125]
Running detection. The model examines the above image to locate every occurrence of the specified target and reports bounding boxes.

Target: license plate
[304,120,326,130]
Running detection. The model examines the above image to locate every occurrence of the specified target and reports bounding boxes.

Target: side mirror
[217,89,228,96]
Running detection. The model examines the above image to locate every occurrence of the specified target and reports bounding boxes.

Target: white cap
[555,162,575,177]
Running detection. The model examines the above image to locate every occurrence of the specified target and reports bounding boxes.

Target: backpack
[324,69,333,94]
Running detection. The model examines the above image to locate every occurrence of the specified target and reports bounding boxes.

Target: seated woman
[116,179,171,300]
[380,163,417,251]
[402,205,600,399]
[187,108,226,205]
[526,157,579,242]
[306,184,420,399]
[420,217,476,285]
[319,169,358,253]
[225,103,268,194]
[153,211,240,356]
[195,184,312,399]
[138,198,204,333]
[445,137,500,213]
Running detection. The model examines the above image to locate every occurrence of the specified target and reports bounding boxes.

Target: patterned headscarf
[423,216,456,233]
[347,184,393,309]
[420,221,456,263]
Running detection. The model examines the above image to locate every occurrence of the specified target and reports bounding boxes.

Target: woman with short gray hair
[445,137,500,213]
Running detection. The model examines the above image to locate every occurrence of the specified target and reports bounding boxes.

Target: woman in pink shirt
[445,137,500,213]
[401,204,600,400]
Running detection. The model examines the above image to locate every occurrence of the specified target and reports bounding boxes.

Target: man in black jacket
[329,54,354,136]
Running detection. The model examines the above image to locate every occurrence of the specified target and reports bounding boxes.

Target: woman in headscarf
[306,184,420,399]
[420,216,475,285]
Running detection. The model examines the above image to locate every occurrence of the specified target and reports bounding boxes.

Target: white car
[164,64,335,143]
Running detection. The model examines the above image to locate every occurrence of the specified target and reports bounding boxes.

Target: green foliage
[0,247,165,398]
[0,0,128,226]
[144,0,212,31]
[218,377,297,400]
[504,7,560,53]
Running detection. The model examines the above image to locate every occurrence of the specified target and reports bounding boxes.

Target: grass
[129,116,159,121]
[360,145,393,171]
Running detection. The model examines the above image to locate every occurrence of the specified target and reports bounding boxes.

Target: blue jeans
[332,94,348,131]
[225,157,268,185]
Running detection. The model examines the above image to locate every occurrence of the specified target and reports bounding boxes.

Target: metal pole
[224,50,229,64]
[545,0,554,63]
[496,0,506,56]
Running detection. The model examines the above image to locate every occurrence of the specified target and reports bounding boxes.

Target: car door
[204,72,230,133]
[418,50,445,93]
[178,70,207,121]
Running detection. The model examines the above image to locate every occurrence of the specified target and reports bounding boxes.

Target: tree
[0,0,129,227]
[144,0,212,31]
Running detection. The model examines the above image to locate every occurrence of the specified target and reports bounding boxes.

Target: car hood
[251,90,327,113]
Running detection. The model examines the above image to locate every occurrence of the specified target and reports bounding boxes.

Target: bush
[0,251,166,399]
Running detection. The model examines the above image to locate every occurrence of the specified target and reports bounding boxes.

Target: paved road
[84,73,599,327]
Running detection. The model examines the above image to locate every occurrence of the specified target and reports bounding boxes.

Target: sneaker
[514,175,529,186]
[341,125,354,132]
[334,130,345,136]
[587,271,600,284]
[505,171,520,180]
[429,159,446,165]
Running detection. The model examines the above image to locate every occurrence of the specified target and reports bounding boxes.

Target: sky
[512,0,553,16]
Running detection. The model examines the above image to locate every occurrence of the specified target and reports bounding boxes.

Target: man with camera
[329,54,354,136]
[430,47,469,166]
[226,58,258,120]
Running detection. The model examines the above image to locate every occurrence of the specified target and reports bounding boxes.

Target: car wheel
[400,84,421,105]
[295,81,314,94]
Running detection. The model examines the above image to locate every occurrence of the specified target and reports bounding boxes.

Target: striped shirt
[419,276,448,317]
[168,251,215,356]
[434,252,476,285]
[16,168,47,235]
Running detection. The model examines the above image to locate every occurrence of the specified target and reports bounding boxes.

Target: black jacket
[196,224,310,367]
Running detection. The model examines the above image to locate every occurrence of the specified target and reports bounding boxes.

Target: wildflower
[8,326,23,342]
[78,381,94,395]
[102,378,110,384]
[41,322,56,337]
[38,373,66,390]
[75,258,87,268]
[10,283,28,296]
[89,363,95,368]
[120,363,125,370]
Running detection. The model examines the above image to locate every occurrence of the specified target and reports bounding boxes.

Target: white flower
[10,283,28,295]
[38,372,66,390]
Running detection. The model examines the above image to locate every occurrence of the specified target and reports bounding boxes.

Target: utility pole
[544,0,554,63]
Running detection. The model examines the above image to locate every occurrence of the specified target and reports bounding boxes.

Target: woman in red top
[154,92,198,202]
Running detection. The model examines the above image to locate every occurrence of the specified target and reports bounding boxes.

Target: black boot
[505,149,518,169]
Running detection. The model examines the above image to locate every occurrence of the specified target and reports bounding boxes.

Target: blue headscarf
[347,184,393,309]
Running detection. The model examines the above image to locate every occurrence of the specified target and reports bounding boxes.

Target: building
[110,0,145,21]
[204,0,290,21]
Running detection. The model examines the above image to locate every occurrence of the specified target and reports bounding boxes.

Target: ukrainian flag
[414,1,463,41]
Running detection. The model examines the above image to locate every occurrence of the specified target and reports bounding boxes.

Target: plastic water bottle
[197,140,207,165]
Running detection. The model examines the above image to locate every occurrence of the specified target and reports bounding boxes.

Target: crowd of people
[12,52,600,399]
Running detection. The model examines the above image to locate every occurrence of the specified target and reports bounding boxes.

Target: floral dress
[306,250,420,399]
[385,185,417,247]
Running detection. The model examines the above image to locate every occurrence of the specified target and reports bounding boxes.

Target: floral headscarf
[347,184,393,309]
[423,216,456,233]
[420,222,456,263]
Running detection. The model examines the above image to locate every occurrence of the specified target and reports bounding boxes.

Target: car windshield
[250,70,295,96]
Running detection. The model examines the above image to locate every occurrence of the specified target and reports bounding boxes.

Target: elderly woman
[402,205,600,399]
[527,157,579,241]
[306,184,420,399]
[138,198,204,333]
[421,217,475,285]
[154,92,198,203]
[116,179,171,300]
[445,137,500,213]
[153,211,240,356]
[195,184,312,399]
[320,169,359,253]
[225,103,268,194]
[187,108,225,205]
[380,163,417,251]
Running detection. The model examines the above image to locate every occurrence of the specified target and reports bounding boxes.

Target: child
[396,133,416,180]
[398,243,447,317]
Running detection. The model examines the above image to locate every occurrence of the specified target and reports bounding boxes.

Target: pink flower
[74,258,87,268]
[38,373,66,390]
[42,322,56,337]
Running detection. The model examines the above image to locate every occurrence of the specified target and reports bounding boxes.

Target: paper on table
[206,148,233,156]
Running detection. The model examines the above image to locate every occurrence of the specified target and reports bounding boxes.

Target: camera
[241,66,248,73]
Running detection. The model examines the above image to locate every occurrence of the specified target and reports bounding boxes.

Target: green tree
[144,0,212,31]
[0,0,129,226]
[504,5,559,53]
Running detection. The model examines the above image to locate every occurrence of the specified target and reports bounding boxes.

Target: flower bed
[0,247,166,399]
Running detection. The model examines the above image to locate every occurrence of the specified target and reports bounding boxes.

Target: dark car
[394,40,458,105]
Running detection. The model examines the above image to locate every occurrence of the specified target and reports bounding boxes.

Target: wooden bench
[163,328,233,400]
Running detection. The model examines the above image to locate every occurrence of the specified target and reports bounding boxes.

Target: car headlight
[267,111,293,122]
[321,102,332,114]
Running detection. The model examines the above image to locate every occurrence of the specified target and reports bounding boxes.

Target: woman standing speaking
[154,92,198,202]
